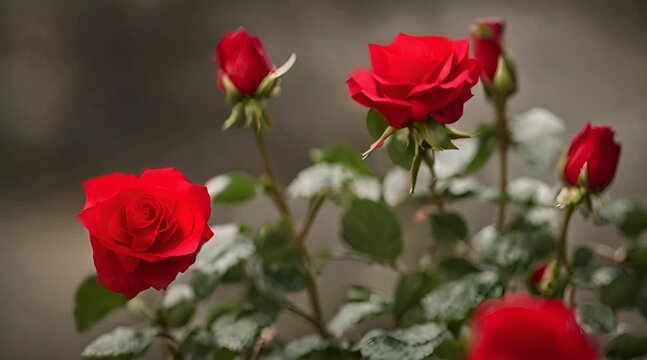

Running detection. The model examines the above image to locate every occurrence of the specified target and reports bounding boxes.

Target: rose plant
[74,23,647,360]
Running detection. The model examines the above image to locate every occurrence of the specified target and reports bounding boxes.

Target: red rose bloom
[564,122,621,191]
[469,293,597,360]
[346,33,480,129]
[78,168,213,298]
[470,18,504,82]
[215,28,273,96]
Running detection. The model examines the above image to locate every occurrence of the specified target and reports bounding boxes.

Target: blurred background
[1,0,646,358]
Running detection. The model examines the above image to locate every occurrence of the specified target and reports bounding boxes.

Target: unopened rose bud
[563,122,621,192]
[215,28,273,96]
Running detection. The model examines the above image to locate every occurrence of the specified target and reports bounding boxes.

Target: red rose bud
[470,18,504,82]
[564,122,621,192]
[77,168,214,298]
[215,28,273,96]
[469,294,597,360]
[531,263,549,286]
[346,33,480,129]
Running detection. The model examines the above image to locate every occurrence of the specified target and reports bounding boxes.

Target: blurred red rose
[346,33,480,128]
[564,122,621,191]
[470,17,504,82]
[78,167,213,298]
[215,28,273,95]
[469,293,597,360]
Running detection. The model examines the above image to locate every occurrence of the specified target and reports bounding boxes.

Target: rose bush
[77,167,213,298]
[346,33,480,128]
[73,17,647,360]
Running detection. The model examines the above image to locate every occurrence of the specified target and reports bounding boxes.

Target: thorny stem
[421,150,445,213]
[495,99,509,231]
[252,128,329,338]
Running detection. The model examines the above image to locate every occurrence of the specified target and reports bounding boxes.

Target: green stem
[557,205,576,267]
[252,128,329,338]
[421,150,445,213]
[494,99,509,231]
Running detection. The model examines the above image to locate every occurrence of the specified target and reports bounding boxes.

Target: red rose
[564,122,621,191]
[346,33,480,129]
[470,18,504,82]
[468,293,597,360]
[78,168,213,298]
[215,28,273,96]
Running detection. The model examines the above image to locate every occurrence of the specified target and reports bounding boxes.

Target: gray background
[1,1,646,358]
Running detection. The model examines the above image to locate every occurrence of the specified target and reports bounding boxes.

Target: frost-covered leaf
[511,108,565,169]
[81,327,156,359]
[191,224,255,298]
[311,144,372,175]
[422,272,503,322]
[288,163,380,202]
[507,177,556,206]
[434,138,478,178]
[328,288,389,337]
[595,198,647,239]
[356,323,450,360]
[473,222,555,274]
[160,284,196,327]
[393,272,440,318]
[211,314,260,352]
[576,303,617,334]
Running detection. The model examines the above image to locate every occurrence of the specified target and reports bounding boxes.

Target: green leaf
[576,302,617,334]
[511,107,565,170]
[206,172,258,205]
[386,131,416,170]
[159,284,196,327]
[627,247,647,272]
[393,272,440,318]
[81,327,156,360]
[606,333,647,360]
[74,275,128,332]
[310,144,372,175]
[636,278,647,319]
[600,270,639,309]
[438,258,481,280]
[366,108,388,141]
[415,120,457,151]
[328,287,389,337]
[463,123,498,174]
[422,272,503,322]
[429,212,468,243]
[356,323,450,360]
[572,247,593,268]
[341,199,403,264]
[191,224,255,298]
[254,221,308,294]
